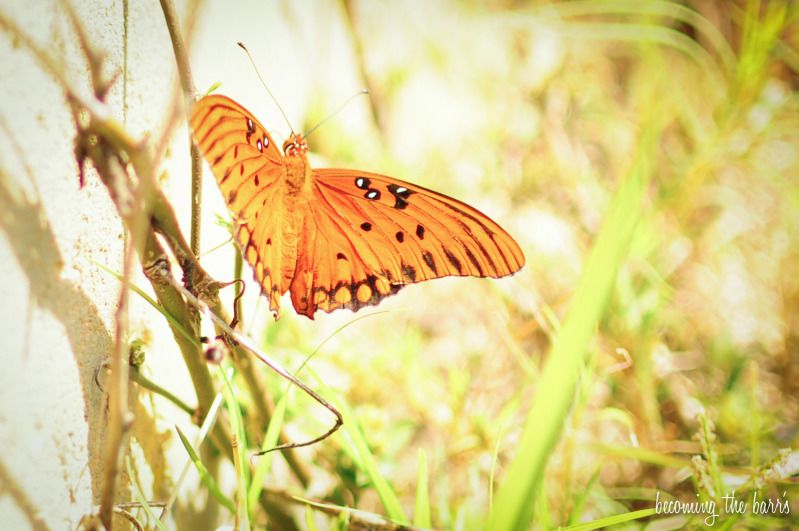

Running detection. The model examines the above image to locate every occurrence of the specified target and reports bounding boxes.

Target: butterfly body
[190,94,525,319]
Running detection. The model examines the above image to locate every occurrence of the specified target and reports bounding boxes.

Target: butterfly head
[282,134,309,158]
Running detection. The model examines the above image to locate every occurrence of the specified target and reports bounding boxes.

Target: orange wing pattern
[190,94,525,319]
[189,95,287,310]
[288,169,525,317]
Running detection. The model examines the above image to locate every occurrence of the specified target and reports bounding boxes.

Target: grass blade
[219,366,250,527]
[413,449,431,528]
[488,123,659,530]
[309,368,408,523]
[175,426,235,514]
[562,508,657,530]
[247,391,289,510]
[339,398,407,523]
[125,456,168,531]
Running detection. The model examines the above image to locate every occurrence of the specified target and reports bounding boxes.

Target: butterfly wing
[288,169,525,318]
[189,95,288,313]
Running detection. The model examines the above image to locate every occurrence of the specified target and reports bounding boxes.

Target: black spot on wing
[245,117,255,141]
[401,260,417,282]
[221,166,233,184]
[416,224,425,239]
[422,251,437,274]
[336,252,347,261]
[387,183,415,210]
[360,222,372,231]
[436,200,515,272]
[463,246,484,276]
[395,231,404,243]
[443,247,463,274]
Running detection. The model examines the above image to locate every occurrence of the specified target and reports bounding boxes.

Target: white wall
[0,1,367,528]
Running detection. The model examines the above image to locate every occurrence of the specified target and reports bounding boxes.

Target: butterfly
[189,94,525,319]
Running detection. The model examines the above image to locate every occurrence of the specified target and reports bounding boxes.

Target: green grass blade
[567,467,601,526]
[175,426,236,514]
[304,505,319,531]
[523,0,736,74]
[219,366,250,526]
[125,455,168,531]
[247,390,289,510]
[94,261,199,347]
[562,508,657,530]
[308,368,408,523]
[339,398,407,523]
[204,81,222,95]
[164,393,224,518]
[488,124,658,531]
[591,443,688,469]
[489,419,509,516]
[413,449,431,528]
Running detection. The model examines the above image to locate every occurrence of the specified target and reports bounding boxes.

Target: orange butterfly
[189,95,525,319]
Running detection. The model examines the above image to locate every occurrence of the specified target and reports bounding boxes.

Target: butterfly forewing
[190,95,289,312]
[286,169,525,317]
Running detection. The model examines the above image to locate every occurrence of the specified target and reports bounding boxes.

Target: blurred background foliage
[150,0,799,529]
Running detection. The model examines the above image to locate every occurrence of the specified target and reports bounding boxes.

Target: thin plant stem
[131,366,195,416]
[159,0,203,257]
[153,264,344,451]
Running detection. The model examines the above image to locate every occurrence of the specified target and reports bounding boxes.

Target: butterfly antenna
[304,89,369,139]
[237,42,295,135]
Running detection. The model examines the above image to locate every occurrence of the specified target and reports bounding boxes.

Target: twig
[227,338,312,487]
[340,0,386,141]
[259,486,425,531]
[71,57,162,527]
[2,3,315,527]
[99,213,135,529]
[151,262,344,451]
[112,507,144,531]
[159,0,203,256]
[141,233,217,414]
[0,4,219,525]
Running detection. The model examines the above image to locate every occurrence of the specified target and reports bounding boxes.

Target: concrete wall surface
[0,1,362,528]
